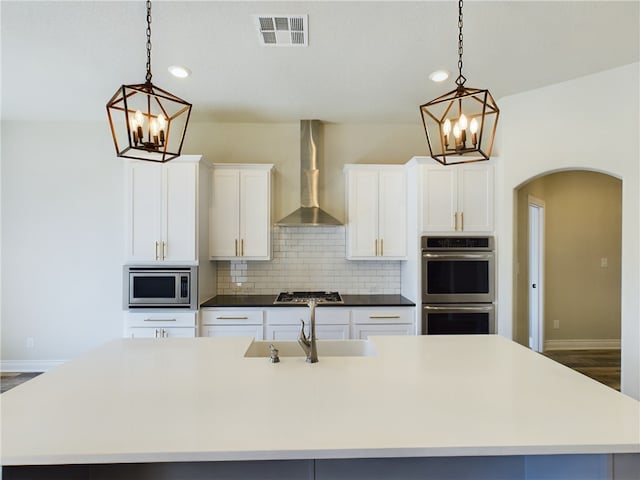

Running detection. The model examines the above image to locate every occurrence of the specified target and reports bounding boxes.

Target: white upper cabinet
[345,165,407,260]
[421,163,494,233]
[209,164,273,260]
[125,158,199,263]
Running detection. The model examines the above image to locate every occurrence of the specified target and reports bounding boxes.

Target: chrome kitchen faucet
[298,299,319,363]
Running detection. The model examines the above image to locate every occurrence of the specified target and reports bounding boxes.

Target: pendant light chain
[145,0,153,84]
[455,0,466,89]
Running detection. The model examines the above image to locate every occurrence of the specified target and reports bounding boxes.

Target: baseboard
[1,359,67,373]
[544,339,621,351]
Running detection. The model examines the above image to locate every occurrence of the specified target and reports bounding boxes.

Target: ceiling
[1,1,638,124]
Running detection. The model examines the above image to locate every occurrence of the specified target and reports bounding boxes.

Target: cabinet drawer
[201,309,264,325]
[352,307,413,324]
[316,307,351,325]
[124,311,197,328]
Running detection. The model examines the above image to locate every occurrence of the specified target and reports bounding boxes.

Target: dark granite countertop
[200,294,416,308]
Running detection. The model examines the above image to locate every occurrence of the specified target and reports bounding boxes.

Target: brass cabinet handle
[454,212,458,231]
[369,315,401,319]
[235,239,238,256]
[217,316,249,320]
[155,241,159,260]
[162,241,166,260]
[241,239,244,256]
[375,239,378,256]
[380,238,384,256]
[143,318,176,322]
[461,212,464,231]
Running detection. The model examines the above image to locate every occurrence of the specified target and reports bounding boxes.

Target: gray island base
[2,336,639,479]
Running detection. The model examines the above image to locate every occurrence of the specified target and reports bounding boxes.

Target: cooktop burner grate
[274,291,343,304]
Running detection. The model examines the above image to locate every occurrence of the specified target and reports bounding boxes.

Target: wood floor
[0,372,42,394]
[542,349,621,391]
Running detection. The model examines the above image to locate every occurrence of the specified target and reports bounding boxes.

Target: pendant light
[420,0,499,165]
[106,1,191,163]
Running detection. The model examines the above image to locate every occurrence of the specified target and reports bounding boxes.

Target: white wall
[1,122,125,368]
[495,63,640,398]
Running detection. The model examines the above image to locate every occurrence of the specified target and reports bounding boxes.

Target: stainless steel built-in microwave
[124,266,197,309]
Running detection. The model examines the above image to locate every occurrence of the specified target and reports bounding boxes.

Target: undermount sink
[244,339,377,358]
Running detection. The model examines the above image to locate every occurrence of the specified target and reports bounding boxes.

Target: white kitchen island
[2,335,639,479]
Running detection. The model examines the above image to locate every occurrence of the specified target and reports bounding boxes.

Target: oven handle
[424,305,494,311]
[422,252,493,259]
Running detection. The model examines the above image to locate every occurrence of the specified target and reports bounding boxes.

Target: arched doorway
[514,170,622,389]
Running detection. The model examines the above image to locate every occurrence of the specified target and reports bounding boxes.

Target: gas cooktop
[273,291,343,304]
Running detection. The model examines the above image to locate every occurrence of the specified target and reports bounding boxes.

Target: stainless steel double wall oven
[421,236,495,334]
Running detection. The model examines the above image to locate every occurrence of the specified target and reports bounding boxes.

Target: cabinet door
[201,325,263,339]
[458,165,494,232]
[163,162,197,261]
[421,166,456,232]
[210,169,240,258]
[126,327,196,338]
[352,323,415,339]
[126,162,163,261]
[315,324,350,340]
[265,324,302,341]
[346,169,379,258]
[378,169,407,258]
[240,169,270,259]
[265,324,349,341]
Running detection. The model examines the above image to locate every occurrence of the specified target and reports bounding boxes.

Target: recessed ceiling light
[168,65,191,78]
[429,70,449,82]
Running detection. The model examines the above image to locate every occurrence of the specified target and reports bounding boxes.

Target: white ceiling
[1,1,638,124]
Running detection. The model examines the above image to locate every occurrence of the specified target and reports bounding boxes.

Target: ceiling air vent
[254,15,308,46]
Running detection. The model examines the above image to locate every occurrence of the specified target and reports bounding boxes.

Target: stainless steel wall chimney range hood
[276,120,342,226]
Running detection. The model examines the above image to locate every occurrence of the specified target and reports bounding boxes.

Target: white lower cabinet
[124,310,197,338]
[200,306,415,340]
[200,308,264,339]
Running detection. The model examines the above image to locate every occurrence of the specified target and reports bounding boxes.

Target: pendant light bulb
[443,118,452,135]
[459,113,468,130]
[469,118,478,134]
[453,123,461,139]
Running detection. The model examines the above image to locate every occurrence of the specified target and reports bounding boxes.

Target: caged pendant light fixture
[420,0,499,165]
[106,1,191,162]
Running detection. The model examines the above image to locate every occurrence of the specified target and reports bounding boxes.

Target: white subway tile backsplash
[216,226,401,295]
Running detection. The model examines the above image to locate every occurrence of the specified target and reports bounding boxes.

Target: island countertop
[1,335,638,466]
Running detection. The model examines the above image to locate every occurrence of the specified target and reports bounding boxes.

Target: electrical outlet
[553,320,560,329]
[26,337,35,348]
[600,257,608,267]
